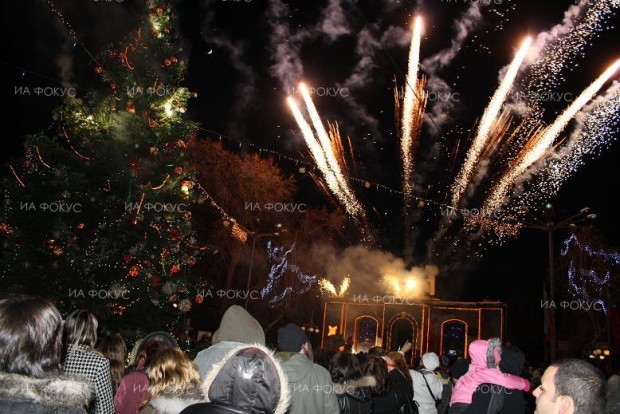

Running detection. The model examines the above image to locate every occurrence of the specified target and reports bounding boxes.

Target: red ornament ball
[195,295,204,304]
[53,246,64,256]
[174,166,183,174]
[128,265,140,277]
[163,59,172,66]
[110,83,117,90]
[156,7,164,13]
[95,66,103,74]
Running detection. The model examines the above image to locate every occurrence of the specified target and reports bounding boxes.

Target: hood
[149,386,204,414]
[213,305,265,345]
[202,343,290,414]
[468,339,501,368]
[334,376,376,397]
[0,372,91,409]
[499,345,525,376]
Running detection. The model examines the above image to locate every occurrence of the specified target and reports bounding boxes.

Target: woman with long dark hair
[96,333,127,394]
[362,356,400,414]
[0,296,91,413]
[329,352,374,414]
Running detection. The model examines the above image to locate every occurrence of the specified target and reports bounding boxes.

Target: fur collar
[334,376,376,395]
[202,343,291,414]
[148,386,204,414]
[0,371,91,408]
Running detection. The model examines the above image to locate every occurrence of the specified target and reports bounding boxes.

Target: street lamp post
[520,204,596,362]
[245,230,282,309]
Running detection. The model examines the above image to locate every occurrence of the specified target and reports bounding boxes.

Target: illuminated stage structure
[320,285,506,363]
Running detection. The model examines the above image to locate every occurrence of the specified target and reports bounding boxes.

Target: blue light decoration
[561,233,620,314]
[260,241,317,307]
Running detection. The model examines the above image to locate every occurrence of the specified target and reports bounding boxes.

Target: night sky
[2,0,619,362]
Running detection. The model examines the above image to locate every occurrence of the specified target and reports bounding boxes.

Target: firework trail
[299,82,351,194]
[508,0,620,123]
[451,37,532,208]
[516,82,620,211]
[318,276,350,297]
[485,60,620,211]
[400,16,424,204]
[288,86,364,219]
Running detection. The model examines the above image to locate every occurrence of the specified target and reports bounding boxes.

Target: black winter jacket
[334,376,375,414]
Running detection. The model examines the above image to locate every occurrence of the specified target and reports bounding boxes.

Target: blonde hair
[145,347,200,400]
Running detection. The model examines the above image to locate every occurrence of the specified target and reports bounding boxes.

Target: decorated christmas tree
[0,0,207,335]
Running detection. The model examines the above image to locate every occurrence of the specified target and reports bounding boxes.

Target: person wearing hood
[0,295,92,413]
[412,352,444,414]
[194,305,265,381]
[463,345,527,414]
[449,339,530,414]
[180,344,290,414]
[328,352,375,414]
[276,323,340,414]
[139,347,204,414]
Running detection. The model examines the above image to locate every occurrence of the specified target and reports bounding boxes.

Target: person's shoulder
[313,361,331,375]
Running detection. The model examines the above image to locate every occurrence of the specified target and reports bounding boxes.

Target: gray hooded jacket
[194,306,265,381]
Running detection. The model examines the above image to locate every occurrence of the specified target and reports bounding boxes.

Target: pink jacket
[450,340,530,405]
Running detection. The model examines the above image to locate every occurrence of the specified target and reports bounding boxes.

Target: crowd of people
[1,295,619,414]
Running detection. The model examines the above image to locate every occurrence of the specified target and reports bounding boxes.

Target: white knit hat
[422,352,440,370]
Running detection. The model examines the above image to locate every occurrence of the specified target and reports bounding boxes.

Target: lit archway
[353,316,379,353]
[387,312,419,364]
[440,319,468,358]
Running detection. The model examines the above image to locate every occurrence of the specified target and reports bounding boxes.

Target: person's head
[387,351,411,380]
[136,340,169,369]
[0,295,63,378]
[450,357,470,383]
[277,323,309,356]
[368,346,387,357]
[64,309,98,348]
[422,352,440,371]
[200,344,290,414]
[145,347,200,398]
[468,338,502,368]
[329,352,363,384]
[362,356,393,396]
[533,358,605,414]
[96,333,127,390]
[96,333,127,363]
[498,345,525,376]
[129,331,177,368]
[213,305,265,345]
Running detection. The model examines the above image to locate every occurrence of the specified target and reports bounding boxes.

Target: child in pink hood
[448,339,530,413]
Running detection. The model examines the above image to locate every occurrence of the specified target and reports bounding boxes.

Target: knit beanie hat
[422,352,440,370]
[277,323,307,352]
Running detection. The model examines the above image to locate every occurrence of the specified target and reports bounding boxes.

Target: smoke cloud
[313,244,439,295]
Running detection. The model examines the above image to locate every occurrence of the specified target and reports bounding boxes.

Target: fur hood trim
[148,386,204,413]
[333,376,376,395]
[201,343,291,414]
[0,371,91,408]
